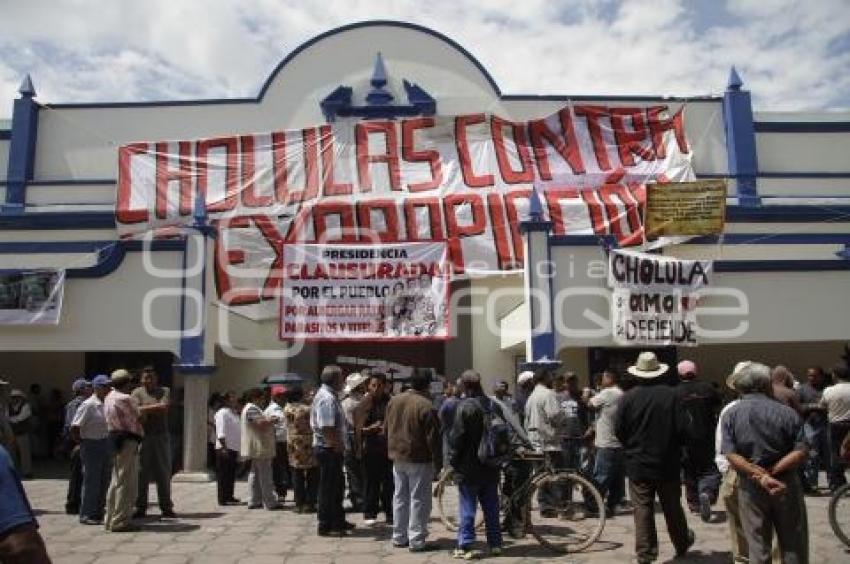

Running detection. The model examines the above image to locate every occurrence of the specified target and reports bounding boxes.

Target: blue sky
[1,0,849,116]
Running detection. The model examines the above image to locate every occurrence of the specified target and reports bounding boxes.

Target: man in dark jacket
[675,360,722,521]
[385,367,441,553]
[448,370,503,559]
[615,352,694,564]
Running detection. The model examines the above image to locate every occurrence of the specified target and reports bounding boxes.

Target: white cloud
[0,0,848,116]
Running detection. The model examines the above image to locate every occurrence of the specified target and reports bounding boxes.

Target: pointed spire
[371,52,388,89]
[727,66,743,92]
[528,184,544,219]
[18,74,36,98]
[366,52,393,106]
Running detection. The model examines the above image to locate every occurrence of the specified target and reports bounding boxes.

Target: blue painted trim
[172,364,217,375]
[0,130,10,140]
[714,260,850,272]
[0,241,112,253]
[723,75,760,206]
[757,172,850,178]
[177,228,207,367]
[4,93,40,211]
[688,233,850,245]
[755,122,850,133]
[27,179,116,186]
[550,233,850,247]
[726,205,850,222]
[0,211,115,229]
[520,220,554,233]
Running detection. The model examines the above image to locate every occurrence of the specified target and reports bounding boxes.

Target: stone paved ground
[22,478,850,564]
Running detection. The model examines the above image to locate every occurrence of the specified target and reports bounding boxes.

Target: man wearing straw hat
[615,351,694,564]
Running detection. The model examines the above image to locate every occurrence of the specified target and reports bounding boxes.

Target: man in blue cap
[64,378,91,514]
[71,375,112,525]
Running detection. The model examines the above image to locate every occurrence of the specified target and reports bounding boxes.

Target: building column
[723,66,760,207]
[520,186,557,366]
[3,75,39,214]
[173,229,215,482]
[174,369,214,481]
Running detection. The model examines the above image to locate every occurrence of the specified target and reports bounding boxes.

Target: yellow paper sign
[645,180,727,237]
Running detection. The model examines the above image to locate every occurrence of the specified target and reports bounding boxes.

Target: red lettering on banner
[356,199,400,242]
[197,136,239,213]
[610,108,654,166]
[154,141,193,219]
[530,108,585,179]
[240,135,273,208]
[401,118,443,192]
[581,189,608,235]
[647,106,689,159]
[544,188,581,236]
[117,143,150,224]
[444,194,486,273]
[454,114,494,188]
[319,125,352,197]
[213,216,261,305]
[272,129,320,205]
[356,121,401,192]
[486,192,515,269]
[491,116,534,184]
[574,105,612,171]
[404,198,443,242]
[251,214,288,299]
[504,190,531,262]
[313,202,357,242]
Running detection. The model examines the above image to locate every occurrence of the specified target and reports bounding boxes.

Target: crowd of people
[1,353,849,563]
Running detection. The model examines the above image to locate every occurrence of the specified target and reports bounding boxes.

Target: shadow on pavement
[659,551,732,563]
[138,522,201,533]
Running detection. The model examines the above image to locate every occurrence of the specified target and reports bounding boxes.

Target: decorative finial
[18,74,36,98]
[366,53,393,106]
[727,66,743,92]
[528,184,544,220]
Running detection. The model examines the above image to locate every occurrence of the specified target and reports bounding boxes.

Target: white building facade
[1,21,849,475]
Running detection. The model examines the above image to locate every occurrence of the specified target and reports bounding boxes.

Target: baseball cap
[677,360,698,377]
[72,378,91,392]
[517,371,534,385]
[110,368,132,386]
[92,375,111,387]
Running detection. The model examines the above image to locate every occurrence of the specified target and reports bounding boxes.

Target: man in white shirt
[822,363,850,491]
[71,375,112,525]
[524,369,566,516]
[214,392,241,506]
[241,388,280,511]
[265,386,290,503]
[588,370,625,516]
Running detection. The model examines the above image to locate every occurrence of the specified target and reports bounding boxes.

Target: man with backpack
[448,370,509,559]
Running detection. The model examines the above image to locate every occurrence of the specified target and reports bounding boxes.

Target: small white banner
[0,270,65,325]
[608,249,710,346]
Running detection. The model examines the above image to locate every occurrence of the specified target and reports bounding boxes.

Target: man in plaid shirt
[103,369,144,532]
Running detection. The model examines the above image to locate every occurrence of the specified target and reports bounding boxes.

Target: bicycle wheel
[435,469,485,532]
[525,470,606,553]
[829,482,850,548]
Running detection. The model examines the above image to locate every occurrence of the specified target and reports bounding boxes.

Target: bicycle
[435,450,606,554]
[829,482,850,548]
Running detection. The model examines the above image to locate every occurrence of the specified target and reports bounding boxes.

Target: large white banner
[0,270,65,325]
[117,105,695,319]
[608,249,711,346]
[280,241,449,341]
